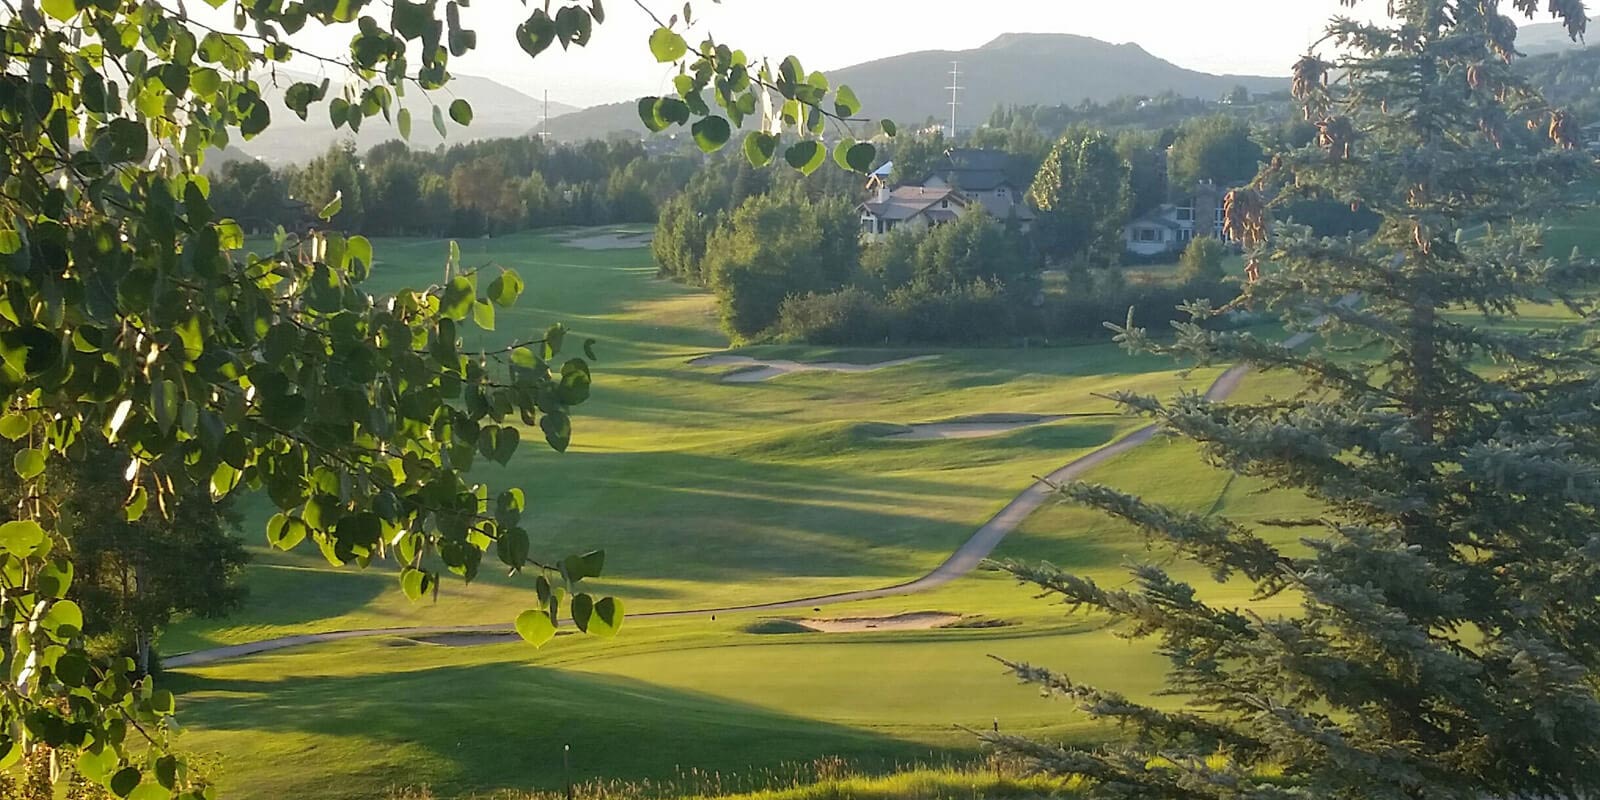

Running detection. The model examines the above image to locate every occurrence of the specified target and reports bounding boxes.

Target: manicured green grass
[166,227,1588,800]
[165,232,1220,653]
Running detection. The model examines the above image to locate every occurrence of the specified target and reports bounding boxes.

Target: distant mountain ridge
[235,70,578,166]
[1516,16,1597,54]
[545,32,1287,142]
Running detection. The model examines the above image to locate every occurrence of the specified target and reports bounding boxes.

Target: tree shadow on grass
[168,660,953,799]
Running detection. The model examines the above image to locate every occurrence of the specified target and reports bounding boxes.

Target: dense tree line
[211,137,702,237]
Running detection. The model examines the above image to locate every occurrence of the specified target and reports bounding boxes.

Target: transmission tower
[946,60,962,136]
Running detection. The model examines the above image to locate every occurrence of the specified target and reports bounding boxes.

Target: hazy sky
[438,0,1380,106]
[276,1,1558,108]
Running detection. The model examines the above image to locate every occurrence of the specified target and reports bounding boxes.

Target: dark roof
[1127,210,1183,231]
[946,148,1011,172]
[861,186,966,221]
[945,169,1012,192]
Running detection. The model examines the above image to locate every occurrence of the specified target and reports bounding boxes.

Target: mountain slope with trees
[548,33,1285,141]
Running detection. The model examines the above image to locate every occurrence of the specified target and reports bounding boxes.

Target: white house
[859,184,972,240]
[1123,182,1227,256]
[858,149,1035,243]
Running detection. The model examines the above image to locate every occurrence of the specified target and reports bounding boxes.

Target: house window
[1179,228,1194,242]
[940,200,949,208]
[1175,206,1195,222]
[1136,227,1161,243]
[1214,206,1227,235]
[996,187,1008,197]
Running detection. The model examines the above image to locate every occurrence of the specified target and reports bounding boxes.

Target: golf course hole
[688,354,936,383]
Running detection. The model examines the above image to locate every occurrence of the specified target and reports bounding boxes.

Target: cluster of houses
[856,146,1231,258]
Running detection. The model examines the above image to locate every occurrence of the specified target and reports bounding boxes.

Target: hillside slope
[546,33,1285,141]
[235,71,578,165]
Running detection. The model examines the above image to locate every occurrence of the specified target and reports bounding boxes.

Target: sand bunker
[884,413,1074,441]
[794,612,961,633]
[689,354,935,383]
[562,230,654,250]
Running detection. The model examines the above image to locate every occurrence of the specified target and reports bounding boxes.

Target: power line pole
[539,89,551,143]
[946,60,962,136]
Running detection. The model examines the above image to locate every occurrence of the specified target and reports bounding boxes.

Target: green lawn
[164,227,1585,800]
[165,231,1220,653]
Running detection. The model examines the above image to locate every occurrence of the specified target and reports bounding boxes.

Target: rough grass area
[384,763,1083,800]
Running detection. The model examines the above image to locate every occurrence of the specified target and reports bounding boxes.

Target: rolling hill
[1516,15,1596,54]
[234,70,578,166]
[545,33,1286,141]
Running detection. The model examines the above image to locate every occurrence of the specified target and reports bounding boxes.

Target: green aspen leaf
[441,276,475,320]
[543,323,567,358]
[432,103,447,138]
[516,9,558,58]
[0,738,17,770]
[110,769,141,798]
[152,379,179,435]
[13,447,44,479]
[743,131,778,167]
[588,596,623,638]
[128,782,169,800]
[42,0,76,22]
[562,549,605,582]
[846,141,876,174]
[40,599,83,641]
[833,138,857,172]
[319,191,343,221]
[210,461,241,500]
[76,744,115,782]
[217,220,244,250]
[881,119,897,137]
[541,410,571,452]
[0,413,27,440]
[559,359,591,405]
[449,98,473,126]
[571,592,594,632]
[691,115,731,152]
[346,234,373,270]
[637,97,668,132]
[149,689,175,715]
[515,608,557,647]
[785,140,825,175]
[0,520,44,556]
[834,85,861,118]
[472,299,496,331]
[489,425,519,465]
[400,567,431,602]
[398,107,412,139]
[496,526,529,570]
[487,269,524,307]
[124,486,148,522]
[37,559,72,598]
[496,489,526,527]
[583,338,599,361]
[266,514,308,551]
[649,27,688,63]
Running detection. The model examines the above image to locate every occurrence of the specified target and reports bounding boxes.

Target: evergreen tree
[992,2,1600,798]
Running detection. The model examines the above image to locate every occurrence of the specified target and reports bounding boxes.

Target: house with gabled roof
[1123,181,1227,256]
[859,148,1035,242]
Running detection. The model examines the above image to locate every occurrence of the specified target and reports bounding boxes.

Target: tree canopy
[0,0,883,794]
[994,1,1600,798]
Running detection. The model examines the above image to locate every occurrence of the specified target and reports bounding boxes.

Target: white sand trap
[797,612,961,633]
[563,231,654,250]
[885,413,1072,441]
[689,354,935,383]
